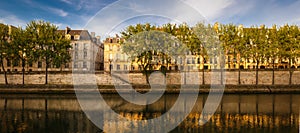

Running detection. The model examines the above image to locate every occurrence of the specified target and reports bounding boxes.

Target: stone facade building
[103,35,132,71]
[103,33,300,72]
[59,27,103,71]
[0,27,104,73]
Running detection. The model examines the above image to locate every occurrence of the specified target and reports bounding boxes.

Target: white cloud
[48,7,69,17]
[0,15,26,27]
[61,0,72,5]
[64,0,300,38]
[23,0,69,17]
[180,0,235,21]
[84,0,211,37]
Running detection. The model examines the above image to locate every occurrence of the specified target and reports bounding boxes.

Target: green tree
[0,23,9,84]
[218,24,242,83]
[52,33,71,71]
[26,20,71,84]
[246,25,268,85]
[121,23,189,84]
[266,25,280,85]
[279,24,300,85]
[11,27,34,85]
[193,22,223,85]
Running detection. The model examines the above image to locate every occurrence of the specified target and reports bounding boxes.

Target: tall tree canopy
[26,20,71,84]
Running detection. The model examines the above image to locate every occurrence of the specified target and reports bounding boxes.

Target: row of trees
[216,23,300,85]
[121,23,300,85]
[0,20,72,85]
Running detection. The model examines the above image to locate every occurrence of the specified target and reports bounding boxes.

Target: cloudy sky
[1,0,300,37]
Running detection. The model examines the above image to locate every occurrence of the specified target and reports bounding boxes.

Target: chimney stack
[91,32,95,38]
[65,27,71,34]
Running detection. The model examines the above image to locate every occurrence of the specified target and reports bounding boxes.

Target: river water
[0,93,299,133]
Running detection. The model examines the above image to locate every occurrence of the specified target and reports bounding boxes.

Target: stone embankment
[0,70,300,94]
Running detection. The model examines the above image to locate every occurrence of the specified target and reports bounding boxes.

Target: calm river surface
[0,93,299,133]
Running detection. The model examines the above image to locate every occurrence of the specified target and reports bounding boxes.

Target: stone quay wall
[0,70,300,85]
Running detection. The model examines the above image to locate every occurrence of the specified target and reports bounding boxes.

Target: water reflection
[0,94,299,133]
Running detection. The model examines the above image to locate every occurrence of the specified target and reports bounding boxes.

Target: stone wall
[0,70,299,85]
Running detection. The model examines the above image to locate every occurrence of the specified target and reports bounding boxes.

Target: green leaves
[0,20,72,84]
[25,20,71,66]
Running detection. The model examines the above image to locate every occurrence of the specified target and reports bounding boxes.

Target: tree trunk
[238,62,241,85]
[22,67,25,85]
[272,59,275,85]
[220,68,224,85]
[289,70,293,85]
[0,59,8,85]
[289,58,293,85]
[145,72,150,85]
[202,67,205,85]
[256,60,259,85]
[202,56,205,85]
[143,65,150,85]
[22,59,25,85]
[45,61,48,85]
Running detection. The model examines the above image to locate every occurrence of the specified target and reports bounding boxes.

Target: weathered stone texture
[0,70,299,85]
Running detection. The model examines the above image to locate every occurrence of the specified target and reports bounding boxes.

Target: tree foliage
[0,21,72,85]
[25,20,71,84]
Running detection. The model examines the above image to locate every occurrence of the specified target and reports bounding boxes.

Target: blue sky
[1,0,300,37]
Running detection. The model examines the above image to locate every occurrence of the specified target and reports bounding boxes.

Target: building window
[124,65,127,70]
[75,35,80,40]
[83,62,87,68]
[109,53,113,60]
[38,61,42,68]
[83,44,87,50]
[84,51,87,59]
[74,62,78,68]
[197,58,200,64]
[192,58,195,64]
[116,53,120,60]
[109,45,113,51]
[75,51,78,59]
[117,64,120,70]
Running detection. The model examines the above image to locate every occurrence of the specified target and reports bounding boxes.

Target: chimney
[96,36,101,44]
[65,27,71,34]
[91,32,95,38]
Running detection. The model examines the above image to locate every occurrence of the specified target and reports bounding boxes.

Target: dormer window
[75,35,80,40]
